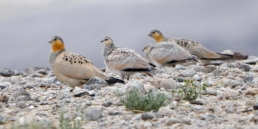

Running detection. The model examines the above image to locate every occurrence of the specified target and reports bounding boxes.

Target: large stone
[0,68,15,77]
[141,112,156,120]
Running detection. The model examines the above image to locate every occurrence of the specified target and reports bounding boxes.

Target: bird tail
[217,52,248,60]
[106,77,124,85]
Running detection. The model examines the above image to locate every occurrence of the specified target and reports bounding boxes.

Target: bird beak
[48,40,51,43]
[100,40,103,43]
[148,33,152,37]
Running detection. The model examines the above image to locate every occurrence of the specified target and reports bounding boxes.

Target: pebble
[190,100,204,105]
[0,82,10,89]
[16,102,27,109]
[192,105,204,111]
[243,76,253,83]
[150,79,179,90]
[202,91,217,96]
[86,77,108,85]
[14,71,24,76]
[245,89,258,96]
[102,101,112,107]
[108,111,120,115]
[24,67,50,75]
[143,121,153,128]
[0,114,6,124]
[0,94,8,103]
[89,90,96,96]
[165,117,182,126]
[203,65,217,73]
[86,107,103,121]
[212,69,223,76]
[125,80,145,93]
[193,75,202,81]
[37,69,48,75]
[141,112,156,120]
[1,60,258,128]
[143,84,156,92]
[238,64,251,72]
[226,105,235,113]
[86,102,92,106]
[73,89,89,97]
[12,90,31,101]
[0,68,15,77]
[40,101,49,105]
[83,84,102,90]
[179,69,197,77]
[158,107,176,116]
[253,104,258,110]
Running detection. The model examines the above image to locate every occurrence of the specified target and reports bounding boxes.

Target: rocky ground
[1,56,258,129]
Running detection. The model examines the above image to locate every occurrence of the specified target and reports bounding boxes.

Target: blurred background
[0,0,258,71]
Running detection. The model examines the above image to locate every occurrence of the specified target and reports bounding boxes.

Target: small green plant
[172,79,207,100]
[120,88,169,112]
[59,106,87,129]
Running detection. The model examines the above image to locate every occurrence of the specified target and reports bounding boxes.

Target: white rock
[193,75,202,81]
[143,83,156,92]
[89,90,96,96]
[158,106,176,116]
[143,121,152,128]
[28,106,34,110]
[179,69,197,77]
[125,80,145,93]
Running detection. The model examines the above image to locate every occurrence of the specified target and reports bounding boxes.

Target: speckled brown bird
[48,36,124,88]
[142,41,197,68]
[101,36,155,80]
[148,30,233,64]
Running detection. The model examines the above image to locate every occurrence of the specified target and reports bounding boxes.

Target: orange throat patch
[52,41,65,52]
[154,36,164,43]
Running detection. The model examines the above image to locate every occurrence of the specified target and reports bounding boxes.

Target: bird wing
[53,51,108,80]
[149,42,193,64]
[171,38,221,59]
[105,48,152,71]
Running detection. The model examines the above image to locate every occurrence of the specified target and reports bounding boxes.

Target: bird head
[148,29,164,43]
[48,36,65,52]
[101,36,114,46]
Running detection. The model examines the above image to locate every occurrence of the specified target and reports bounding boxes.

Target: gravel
[1,57,258,128]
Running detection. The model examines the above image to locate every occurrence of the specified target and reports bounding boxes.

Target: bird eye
[152,31,155,34]
[54,38,57,41]
[105,39,108,41]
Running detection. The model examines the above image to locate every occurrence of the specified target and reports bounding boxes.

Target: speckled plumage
[48,36,124,87]
[148,30,233,62]
[143,41,196,68]
[101,36,155,80]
